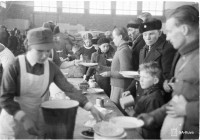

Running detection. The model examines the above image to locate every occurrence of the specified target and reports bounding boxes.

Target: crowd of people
[0,4,198,139]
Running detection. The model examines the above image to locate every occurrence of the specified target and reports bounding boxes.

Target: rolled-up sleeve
[51,62,89,107]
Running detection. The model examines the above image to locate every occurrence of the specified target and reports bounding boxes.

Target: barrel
[41,100,79,139]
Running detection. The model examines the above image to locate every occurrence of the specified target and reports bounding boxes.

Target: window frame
[142,1,164,16]
[34,0,57,13]
[89,1,111,15]
[62,0,84,14]
[0,1,6,8]
[116,1,138,15]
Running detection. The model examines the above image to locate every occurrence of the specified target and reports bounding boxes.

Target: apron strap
[18,55,50,97]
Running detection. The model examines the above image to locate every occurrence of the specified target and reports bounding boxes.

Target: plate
[79,62,98,67]
[107,59,112,62]
[110,116,144,129]
[86,88,104,94]
[119,71,139,78]
[80,129,94,139]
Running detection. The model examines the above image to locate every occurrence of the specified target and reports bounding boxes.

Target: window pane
[62,0,84,14]
[116,1,137,15]
[34,0,57,12]
[0,1,6,8]
[89,1,111,15]
[142,1,163,16]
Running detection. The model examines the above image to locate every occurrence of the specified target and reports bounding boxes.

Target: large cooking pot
[41,100,79,139]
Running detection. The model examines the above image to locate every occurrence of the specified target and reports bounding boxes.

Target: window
[62,0,84,13]
[0,1,6,8]
[34,0,57,12]
[142,1,163,16]
[116,1,137,15]
[89,1,111,15]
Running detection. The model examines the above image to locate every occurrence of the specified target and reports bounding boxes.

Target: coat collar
[83,45,94,49]
[142,37,165,51]
[142,84,162,96]
[178,39,199,56]
[117,41,128,51]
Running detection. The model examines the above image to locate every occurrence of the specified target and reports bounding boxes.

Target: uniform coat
[150,39,199,139]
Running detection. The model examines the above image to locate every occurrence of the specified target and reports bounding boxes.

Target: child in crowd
[84,37,115,97]
[67,43,82,60]
[79,33,96,62]
[121,61,165,139]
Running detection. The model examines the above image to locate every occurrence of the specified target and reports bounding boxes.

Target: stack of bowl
[93,121,127,139]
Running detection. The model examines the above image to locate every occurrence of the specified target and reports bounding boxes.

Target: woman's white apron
[0,55,49,139]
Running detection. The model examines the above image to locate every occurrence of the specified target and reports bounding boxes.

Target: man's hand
[124,106,135,116]
[90,106,104,122]
[163,80,172,93]
[166,95,187,117]
[137,113,154,128]
[21,115,39,136]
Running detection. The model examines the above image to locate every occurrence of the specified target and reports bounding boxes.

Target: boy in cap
[122,61,165,139]
[0,27,103,139]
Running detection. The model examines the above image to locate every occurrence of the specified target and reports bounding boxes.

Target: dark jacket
[80,46,96,62]
[0,27,9,47]
[131,34,145,71]
[85,47,115,96]
[7,35,18,55]
[139,37,176,80]
[126,37,176,98]
[134,85,165,139]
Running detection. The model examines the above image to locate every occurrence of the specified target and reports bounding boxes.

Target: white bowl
[110,116,144,139]
[110,116,144,129]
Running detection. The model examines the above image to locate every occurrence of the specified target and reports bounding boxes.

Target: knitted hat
[82,32,93,40]
[27,27,55,50]
[139,19,162,33]
[127,18,143,29]
[97,37,110,46]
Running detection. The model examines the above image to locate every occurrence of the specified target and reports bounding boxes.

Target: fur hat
[97,37,110,46]
[127,18,143,29]
[139,19,162,33]
[27,27,55,50]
